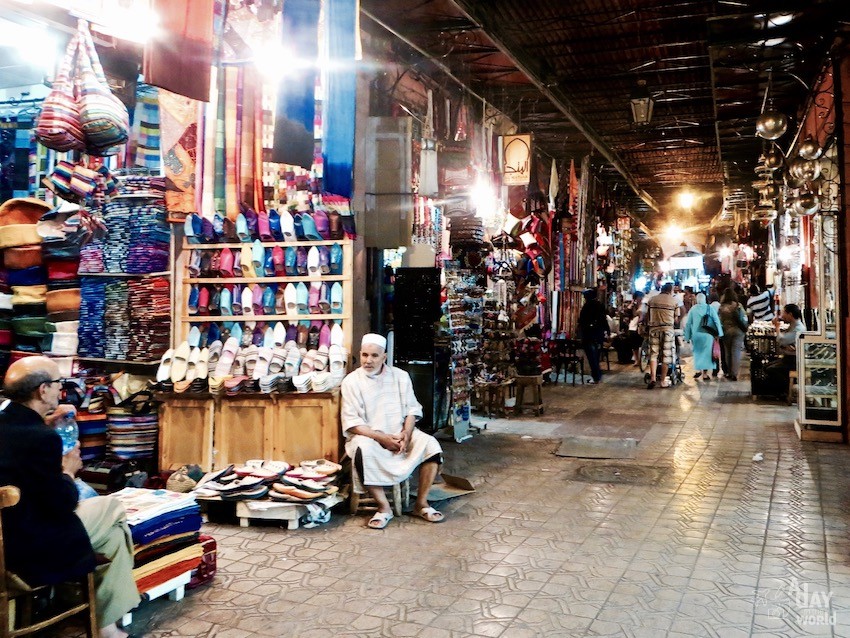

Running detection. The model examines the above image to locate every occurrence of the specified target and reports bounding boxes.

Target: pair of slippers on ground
[367,507,444,529]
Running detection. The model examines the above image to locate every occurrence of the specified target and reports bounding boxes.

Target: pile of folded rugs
[193,459,342,503]
[110,488,204,594]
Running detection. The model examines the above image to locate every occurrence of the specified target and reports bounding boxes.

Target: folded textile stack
[127,204,170,274]
[114,175,166,197]
[78,239,105,273]
[127,276,170,360]
[78,277,108,358]
[39,205,84,350]
[103,279,130,359]
[106,407,159,461]
[110,488,204,594]
[0,198,51,354]
[77,410,108,462]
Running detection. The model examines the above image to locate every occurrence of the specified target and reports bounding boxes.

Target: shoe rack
[173,237,353,357]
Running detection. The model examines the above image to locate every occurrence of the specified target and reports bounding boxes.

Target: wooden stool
[349,466,410,517]
[787,370,799,405]
[514,375,544,416]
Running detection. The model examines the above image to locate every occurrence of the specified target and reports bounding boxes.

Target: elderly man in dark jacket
[578,288,610,383]
[0,356,140,638]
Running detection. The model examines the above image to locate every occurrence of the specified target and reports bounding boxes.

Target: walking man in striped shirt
[746,284,774,322]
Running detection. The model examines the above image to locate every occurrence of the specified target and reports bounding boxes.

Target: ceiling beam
[448,0,660,223]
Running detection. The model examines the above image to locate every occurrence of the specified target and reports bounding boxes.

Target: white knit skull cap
[360,333,387,351]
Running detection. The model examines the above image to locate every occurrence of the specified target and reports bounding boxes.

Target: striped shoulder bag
[76,20,130,156]
[35,31,86,152]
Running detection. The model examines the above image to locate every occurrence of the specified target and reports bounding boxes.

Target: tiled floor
[55,361,850,637]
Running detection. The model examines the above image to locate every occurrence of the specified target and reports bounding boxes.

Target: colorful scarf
[271,0,320,169]
[323,0,357,198]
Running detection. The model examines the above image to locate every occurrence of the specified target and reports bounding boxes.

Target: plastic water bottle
[53,410,79,455]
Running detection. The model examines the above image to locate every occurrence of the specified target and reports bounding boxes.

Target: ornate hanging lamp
[756,69,788,140]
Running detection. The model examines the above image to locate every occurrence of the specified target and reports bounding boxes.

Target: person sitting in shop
[764,304,806,397]
[0,357,141,638]
[340,334,445,530]
[578,288,609,384]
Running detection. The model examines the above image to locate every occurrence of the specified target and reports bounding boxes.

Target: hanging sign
[616,216,631,231]
[502,134,531,186]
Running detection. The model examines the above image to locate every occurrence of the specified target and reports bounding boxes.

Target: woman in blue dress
[683,292,723,380]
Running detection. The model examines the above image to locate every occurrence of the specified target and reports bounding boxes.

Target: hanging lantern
[798,136,823,161]
[629,80,655,126]
[787,157,806,180]
[759,183,780,200]
[756,69,788,140]
[784,195,800,216]
[756,110,788,140]
[751,202,777,222]
[799,159,821,182]
[797,190,820,215]
[764,148,784,170]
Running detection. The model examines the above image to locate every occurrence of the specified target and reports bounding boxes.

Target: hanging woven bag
[35,31,86,152]
[76,20,129,155]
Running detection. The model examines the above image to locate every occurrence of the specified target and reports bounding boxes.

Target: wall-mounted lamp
[629,80,654,126]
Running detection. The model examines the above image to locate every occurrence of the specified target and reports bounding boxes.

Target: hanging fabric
[420,90,438,197]
[145,0,215,102]
[200,66,219,219]
[223,66,241,220]
[549,159,558,208]
[130,85,161,171]
[323,0,357,198]
[239,66,263,212]
[159,89,199,217]
[271,0,320,169]
[213,65,227,216]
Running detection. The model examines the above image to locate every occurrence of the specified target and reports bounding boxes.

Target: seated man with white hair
[340,333,445,529]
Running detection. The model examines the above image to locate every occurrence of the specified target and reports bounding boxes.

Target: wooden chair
[348,462,410,517]
[514,374,544,416]
[0,486,98,638]
[561,339,585,386]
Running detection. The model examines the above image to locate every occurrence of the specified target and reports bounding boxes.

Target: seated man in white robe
[341,333,445,529]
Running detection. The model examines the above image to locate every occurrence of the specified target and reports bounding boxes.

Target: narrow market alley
[59,362,850,638]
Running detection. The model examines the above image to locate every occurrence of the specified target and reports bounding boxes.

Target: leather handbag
[700,311,719,337]
[76,20,129,155]
[35,32,86,152]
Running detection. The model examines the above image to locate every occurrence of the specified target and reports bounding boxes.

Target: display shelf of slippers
[175,237,354,359]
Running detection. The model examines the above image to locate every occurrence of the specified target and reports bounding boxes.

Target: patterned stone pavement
[51,361,850,637]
